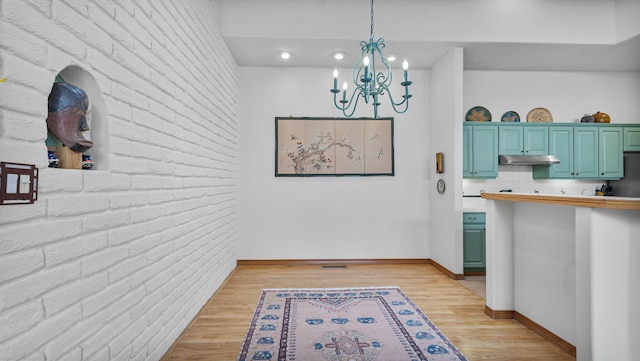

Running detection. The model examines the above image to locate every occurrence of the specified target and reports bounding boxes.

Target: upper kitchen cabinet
[574,127,600,179]
[533,126,575,179]
[498,124,548,155]
[599,127,623,179]
[534,126,598,179]
[533,125,623,180]
[463,123,498,179]
[623,125,640,152]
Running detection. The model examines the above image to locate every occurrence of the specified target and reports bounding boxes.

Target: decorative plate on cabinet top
[501,111,520,122]
[465,106,491,122]
[526,107,553,122]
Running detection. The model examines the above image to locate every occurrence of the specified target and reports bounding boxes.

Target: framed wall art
[275,117,394,176]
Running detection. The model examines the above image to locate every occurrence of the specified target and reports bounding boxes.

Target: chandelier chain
[369,0,374,39]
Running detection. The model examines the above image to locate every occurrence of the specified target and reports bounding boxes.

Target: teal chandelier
[331,0,412,119]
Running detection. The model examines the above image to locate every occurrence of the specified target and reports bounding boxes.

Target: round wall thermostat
[436,178,445,194]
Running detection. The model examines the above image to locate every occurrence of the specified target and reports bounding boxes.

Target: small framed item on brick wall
[0,162,38,205]
[275,117,394,176]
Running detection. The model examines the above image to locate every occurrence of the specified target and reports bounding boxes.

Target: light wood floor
[458,275,486,299]
[161,263,575,360]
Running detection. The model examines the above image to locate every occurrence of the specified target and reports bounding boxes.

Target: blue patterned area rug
[238,287,468,361]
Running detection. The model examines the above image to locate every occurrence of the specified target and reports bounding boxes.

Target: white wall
[428,48,465,274]
[464,70,640,124]
[514,203,577,344]
[487,200,640,359]
[237,62,640,267]
[0,1,238,360]
[590,208,640,360]
[615,0,640,42]
[238,67,430,260]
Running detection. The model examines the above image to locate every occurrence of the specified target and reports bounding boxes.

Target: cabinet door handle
[469,217,477,220]
[601,172,604,175]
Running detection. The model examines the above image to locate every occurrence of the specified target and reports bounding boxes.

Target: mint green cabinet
[463,212,485,273]
[533,126,598,179]
[533,125,623,180]
[463,125,472,177]
[573,127,599,178]
[525,126,549,155]
[534,126,598,179]
[499,125,548,155]
[466,123,625,180]
[498,126,523,155]
[543,126,573,178]
[599,127,623,179]
[463,124,498,179]
[623,126,640,152]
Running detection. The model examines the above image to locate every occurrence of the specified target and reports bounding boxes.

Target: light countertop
[481,192,640,211]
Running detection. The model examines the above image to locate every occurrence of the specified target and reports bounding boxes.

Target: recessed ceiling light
[333,52,345,60]
[280,51,291,60]
[387,55,397,62]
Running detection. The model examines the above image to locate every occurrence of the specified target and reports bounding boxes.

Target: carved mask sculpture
[46,82,93,152]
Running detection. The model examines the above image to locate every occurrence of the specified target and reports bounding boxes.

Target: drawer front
[463,212,485,224]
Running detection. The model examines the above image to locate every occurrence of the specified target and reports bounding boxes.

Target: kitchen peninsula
[481,192,640,361]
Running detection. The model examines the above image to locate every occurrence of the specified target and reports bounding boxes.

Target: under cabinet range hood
[498,154,560,165]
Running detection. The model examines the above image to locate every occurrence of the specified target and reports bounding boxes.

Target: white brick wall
[0,1,238,360]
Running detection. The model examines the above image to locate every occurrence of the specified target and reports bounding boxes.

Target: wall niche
[46,65,108,170]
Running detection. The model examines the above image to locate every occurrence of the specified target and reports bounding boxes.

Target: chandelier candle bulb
[331,68,340,93]
[342,82,348,102]
[363,55,370,81]
[403,59,408,82]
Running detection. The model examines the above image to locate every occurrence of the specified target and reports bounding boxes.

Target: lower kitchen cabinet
[463,212,486,274]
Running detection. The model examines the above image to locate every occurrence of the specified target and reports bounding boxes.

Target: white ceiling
[220,0,640,72]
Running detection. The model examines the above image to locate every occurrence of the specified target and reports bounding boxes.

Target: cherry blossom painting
[275,117,394,176]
